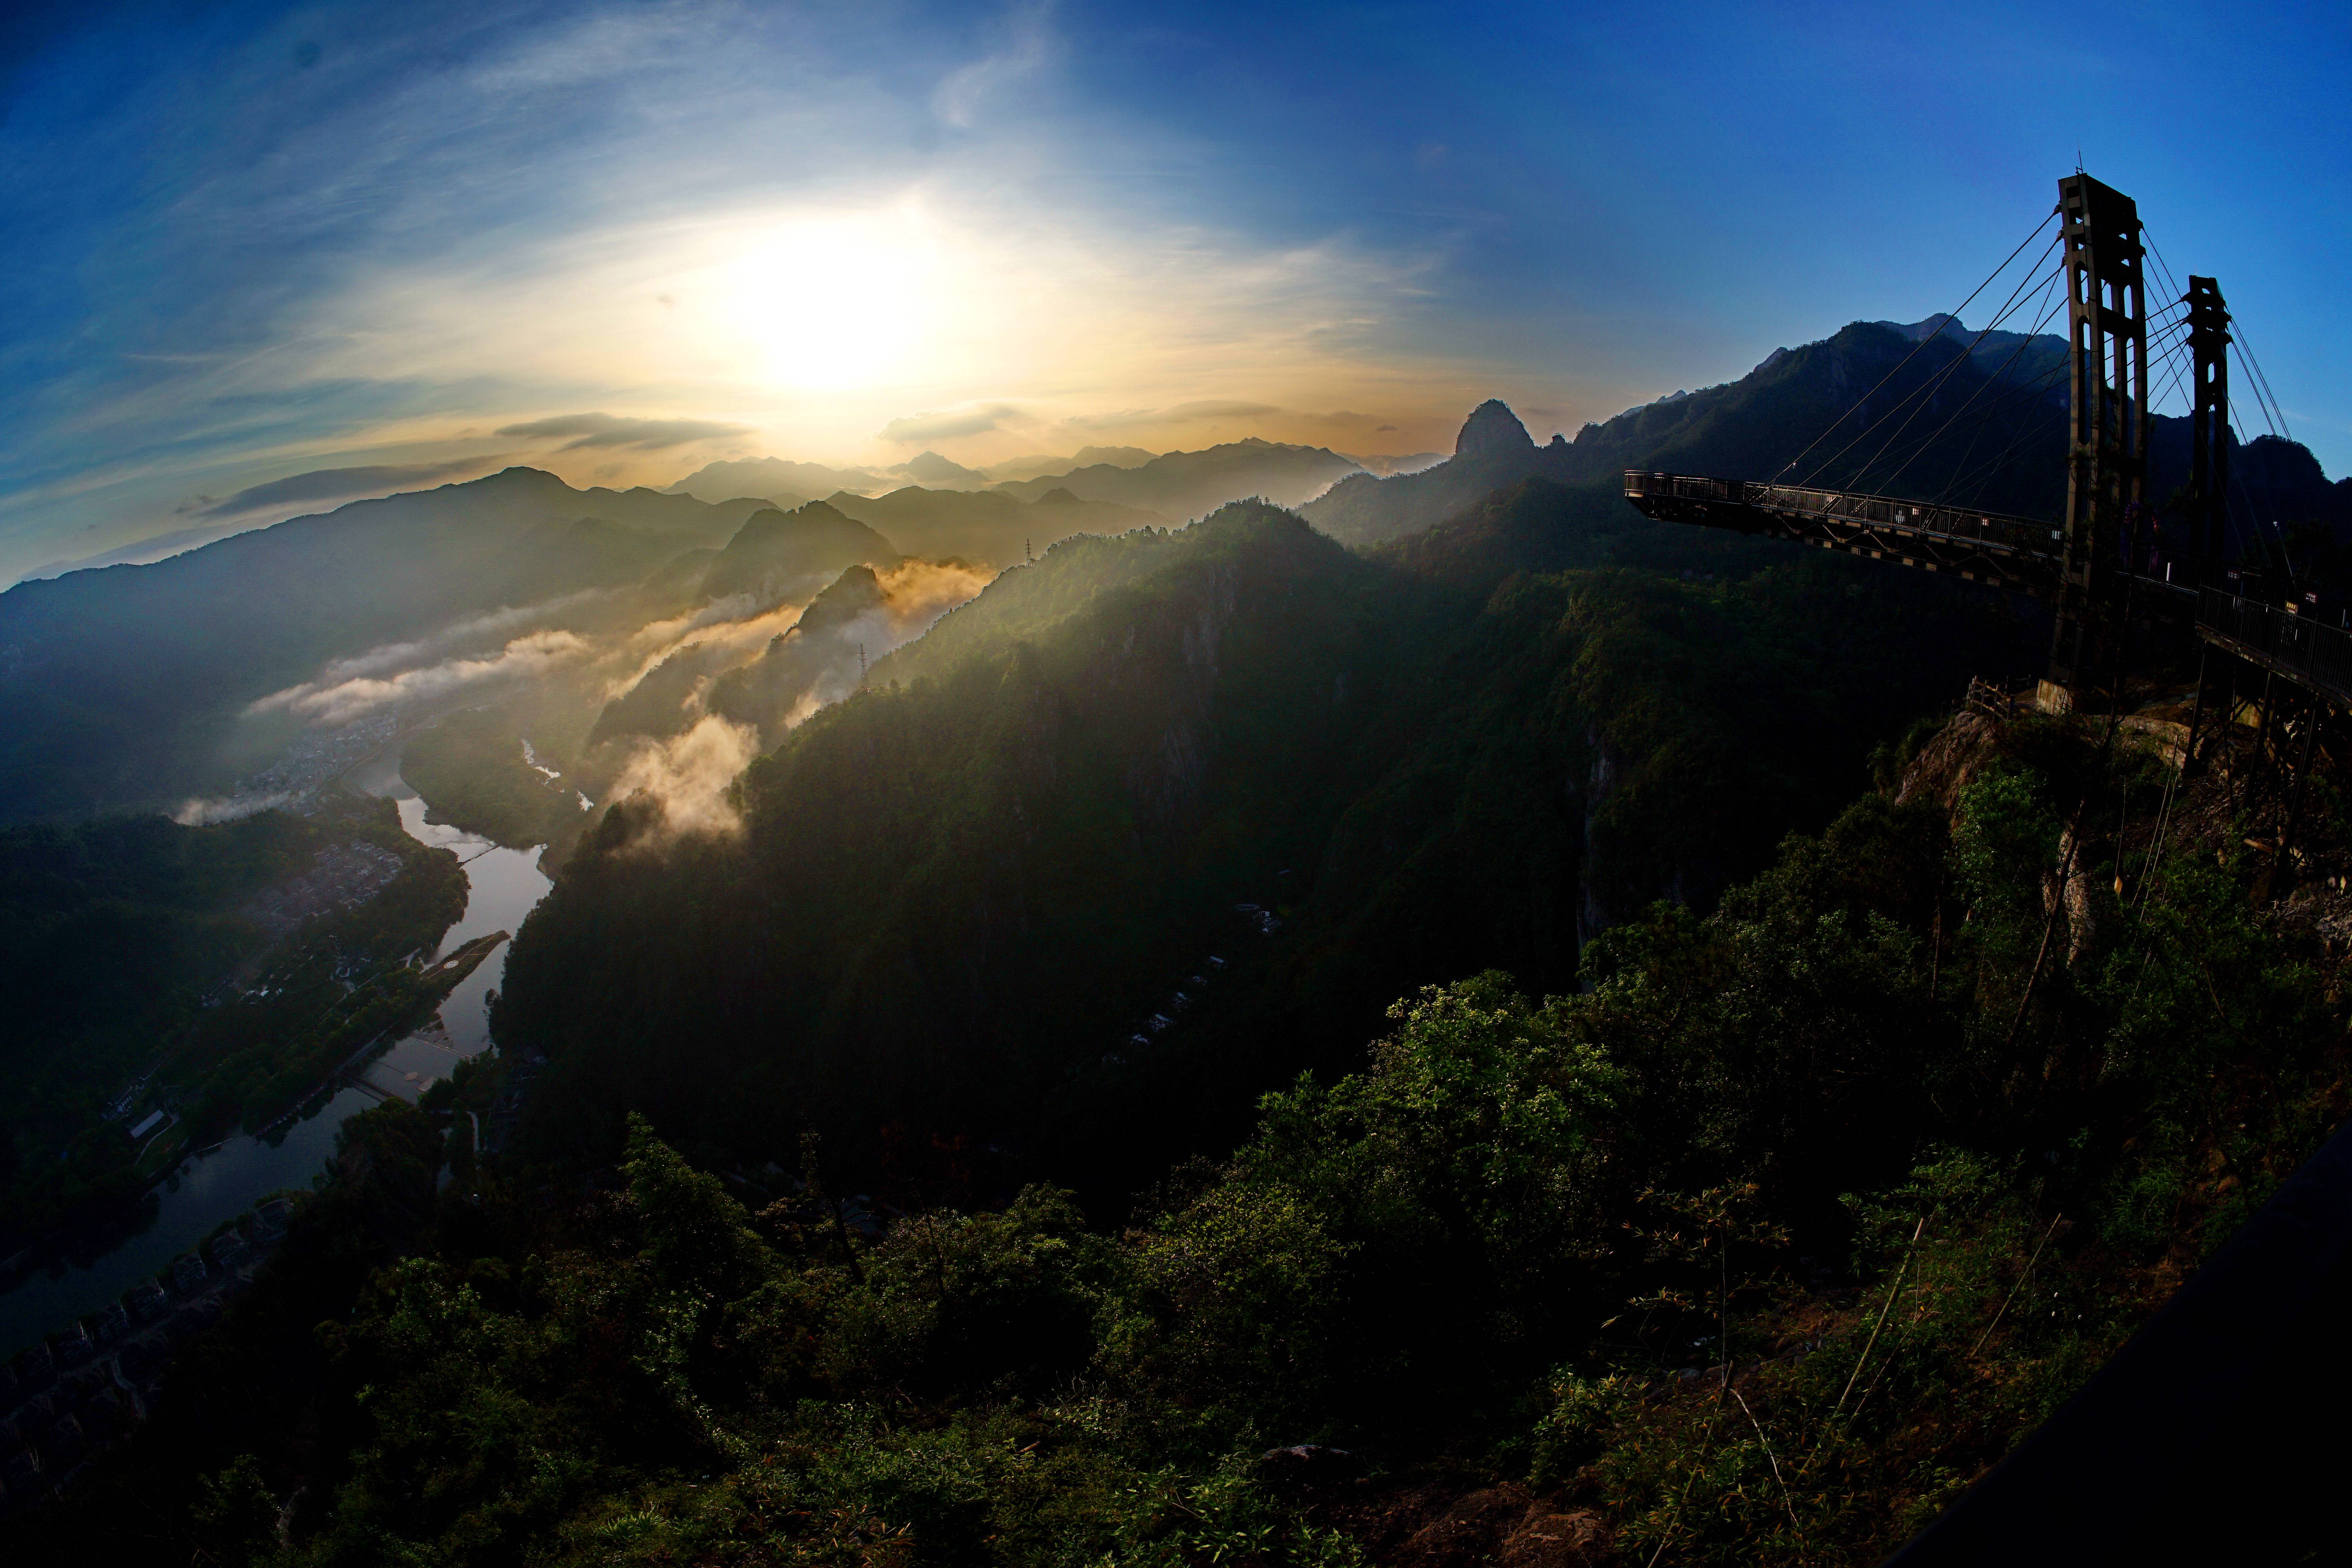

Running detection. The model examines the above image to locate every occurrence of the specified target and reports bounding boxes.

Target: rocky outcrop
[1455,398,1537,456]
[699,500,896,604]
[1896,709,2007,808]
[1305,402,1574,548]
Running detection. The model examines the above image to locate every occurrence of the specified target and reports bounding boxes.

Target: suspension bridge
[1634,172,2352,1565]
[1621,171,2348,723]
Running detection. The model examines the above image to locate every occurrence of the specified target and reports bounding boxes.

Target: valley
[10,9,2352,1559]
[0,750,555,1365]
[2,337,2348,1564]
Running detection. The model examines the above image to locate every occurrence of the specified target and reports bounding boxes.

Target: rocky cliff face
[1307,401,1575,548]
[1455,399,1537,456]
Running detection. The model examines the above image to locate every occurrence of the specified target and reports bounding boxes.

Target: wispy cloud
[1165,399,1281,420]
[495,413,753,451]
[1063,399,1281,432]
[933,0,1058,129]
[0,0,1503,580]
[607,715,761,840]
[198,457,499,516]
[173,791,296,826]
[14,521,256,582]
[249,628,594,727]
[878,403,1025,443]
[318,592,608,682]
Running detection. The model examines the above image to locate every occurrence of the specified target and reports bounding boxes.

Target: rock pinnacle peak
[1455,399,1535,456]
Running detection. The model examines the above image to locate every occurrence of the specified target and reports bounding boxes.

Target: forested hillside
[0,470,769,820]
[0,793,464,1249]
[495,485,2039,1199]
[15,6,2352,1557]
[24,674,2350,1564]
[11,330,2350,1567]
[824,485,1172,565]
[990,438,1365,518]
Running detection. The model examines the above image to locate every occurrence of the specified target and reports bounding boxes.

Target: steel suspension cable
[1925,298,2073,505]
[1842,254,2069,494]
[2231,345,2283,439]
[2147,230,2294,443]
[2234,328,2294,441]
[2225,408,2290,576]
[1934,358,2076,510]
[1769,211,2059,484]
[1802,231,2064,488]
[2146,321,2196,419]
[1947,405,2067,513]
[1877,267,2073,497]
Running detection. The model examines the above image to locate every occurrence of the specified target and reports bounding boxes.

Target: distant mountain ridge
[699,500,898,603]
[501,484,2042,1210]
[990,436,1363,520]
[667,456,883,505]
[669,441,1339,519]
[823,486,1171,566]
[0,467,771,820]
[887,451,990,489]
[1341,450,1446,477]
[1306,318,2348,549]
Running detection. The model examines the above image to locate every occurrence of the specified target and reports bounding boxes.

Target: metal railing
[2199,588,2352,703]
[1623,470,2060,562]
[1623,471,1743,505]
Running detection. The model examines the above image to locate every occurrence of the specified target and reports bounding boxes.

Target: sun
[712,211,945,392]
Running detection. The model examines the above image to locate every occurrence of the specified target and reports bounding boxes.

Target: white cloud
[172,791,295,825]
[250,628,593,726]
[879,403,1026,443]
[607,714,761,839]
[320,592,606,682]
[933,1,1058,129]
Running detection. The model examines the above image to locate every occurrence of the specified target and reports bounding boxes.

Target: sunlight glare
[715,212,944,391]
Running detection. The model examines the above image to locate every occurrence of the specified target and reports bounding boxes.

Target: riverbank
[0,763,554,1362]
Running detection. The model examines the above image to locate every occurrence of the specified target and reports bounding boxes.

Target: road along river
[0,754,553,1357]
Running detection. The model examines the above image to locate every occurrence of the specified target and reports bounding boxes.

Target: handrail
[1622,470,2060,559]
[2197,588,2352,703]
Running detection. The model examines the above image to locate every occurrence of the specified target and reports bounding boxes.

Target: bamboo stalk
[1834,1210,1929,1419]
[1970,1214,2063,1359]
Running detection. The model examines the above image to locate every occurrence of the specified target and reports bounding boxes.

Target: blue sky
[2,0,2345,581]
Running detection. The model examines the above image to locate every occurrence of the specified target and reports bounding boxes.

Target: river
[0,756,553,1357]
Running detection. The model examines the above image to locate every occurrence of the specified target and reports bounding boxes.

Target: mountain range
[503,478,2039,1198]
[0,469,773,821]
[663,455,884,504]
[988,436,1365,518]
[677,437,1372,520]
[985,445,1158,480]
[822,485,1172,564]
[8,312,2349,829]
[13,303,2352,1564]
[695,500,897,604]
[667,445,1169,506]
[1306,319,2352,549]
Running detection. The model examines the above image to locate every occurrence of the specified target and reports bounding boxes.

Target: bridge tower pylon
[2185,275,2232,566]
[2045,172,2151,708]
